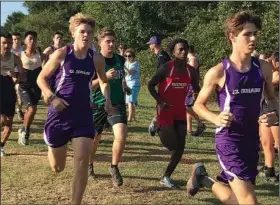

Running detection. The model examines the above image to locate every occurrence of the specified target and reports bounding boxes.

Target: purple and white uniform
[48,45,59,91]
[44,45,96,148]
[215,57,264,184]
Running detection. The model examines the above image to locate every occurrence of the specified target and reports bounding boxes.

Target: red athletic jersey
[158,60,191,106]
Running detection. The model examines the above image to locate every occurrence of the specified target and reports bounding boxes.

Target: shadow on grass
[100,139,160,147]
[256,183,279,197]
[133,186,178,193]
[185,148,216,155]
[8,138,45,145]
[95,153,217,164]
[95,153,170,163]
[200,197,223,205]
[8,151,74,157]
[88,174,162,182]
[136,104,155,109]
[7,152,47,157]
[128,126,150,133]
[128,125,218,135]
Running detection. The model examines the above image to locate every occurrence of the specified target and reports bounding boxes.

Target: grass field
[1,88,279,205]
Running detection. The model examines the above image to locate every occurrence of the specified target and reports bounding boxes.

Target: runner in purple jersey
[186,11,278,205]
[37,13,112,205]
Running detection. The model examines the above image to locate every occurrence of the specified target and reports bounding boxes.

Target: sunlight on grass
[1,87,278,205]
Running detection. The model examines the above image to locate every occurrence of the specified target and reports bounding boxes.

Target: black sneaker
[258,166,267,177]
[88,164,96,179]
[186,162,208,196]
[110,166,123,186]
[17,110,24,121]
[259,166,275,177]
[259,166,279,184]
[148,126,156,137]
[265,175,279,184]
[193,123,207,137]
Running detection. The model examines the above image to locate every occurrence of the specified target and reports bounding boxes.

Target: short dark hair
[12,32,21,37]
[25,30,37,39]
[225,11,261,44]
[97,27,116,42]
[124,48,136,58]
[273,51,279,62]
[189,45,195,53]
[54,31,63,37]
[168,38,189,54]
[1,32,12,39]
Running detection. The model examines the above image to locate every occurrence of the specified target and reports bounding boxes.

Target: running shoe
[1,147,6,157]
[160,176,176,188]
[110,166,123,186]
[18,128,29,145]
[186,162,208,196]
[88,164,96,179]
[193,123,207,137]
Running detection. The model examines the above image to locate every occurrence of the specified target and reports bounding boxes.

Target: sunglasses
[125,55,132,57]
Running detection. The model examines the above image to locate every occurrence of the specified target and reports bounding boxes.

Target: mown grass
[1,87,279,205]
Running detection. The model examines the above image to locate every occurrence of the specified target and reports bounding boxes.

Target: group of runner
[1,10,279,205]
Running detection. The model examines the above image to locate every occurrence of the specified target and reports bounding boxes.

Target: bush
[136,50,157,85]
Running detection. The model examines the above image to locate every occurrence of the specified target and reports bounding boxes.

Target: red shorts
[156,105,186,127]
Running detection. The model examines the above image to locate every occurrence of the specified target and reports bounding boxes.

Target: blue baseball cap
[146,36,161,45]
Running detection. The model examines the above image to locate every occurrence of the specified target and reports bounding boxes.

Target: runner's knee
[0,116,7,126]
[28,105,37,114]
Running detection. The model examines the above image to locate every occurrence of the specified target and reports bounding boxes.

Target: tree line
[2,1,279,84]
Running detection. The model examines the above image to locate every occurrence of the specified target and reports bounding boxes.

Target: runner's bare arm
[37,47,66,99]
[42,47,53,66]
[147,63,169,104]
[188,65,200,96]
[188,57,199,69]
[261,60,279,112]
[94,54,110,100]
[91,77,100,91]
[14,54,26,83]
[193,63,225,124]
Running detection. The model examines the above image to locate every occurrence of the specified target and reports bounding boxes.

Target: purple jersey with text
[216,57,264,143]
[215,57,264,184]
[44,45,96,148]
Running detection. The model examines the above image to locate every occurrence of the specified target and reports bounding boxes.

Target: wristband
[47,93,57,103]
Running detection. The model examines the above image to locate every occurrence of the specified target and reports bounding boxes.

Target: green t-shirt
[91,53,125,106]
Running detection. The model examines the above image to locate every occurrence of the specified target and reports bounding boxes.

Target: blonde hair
[69,13,96,34]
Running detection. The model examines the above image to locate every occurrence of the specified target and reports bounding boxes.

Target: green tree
[82,2,216,50]
[6,1,277,85]
[3,11,26,32]
[13,9,69,49]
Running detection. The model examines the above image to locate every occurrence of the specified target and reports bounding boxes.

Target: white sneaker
[18,128,22,144]
[160,176,176,188]
[18,128,29,145]
[1,147,6,157]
